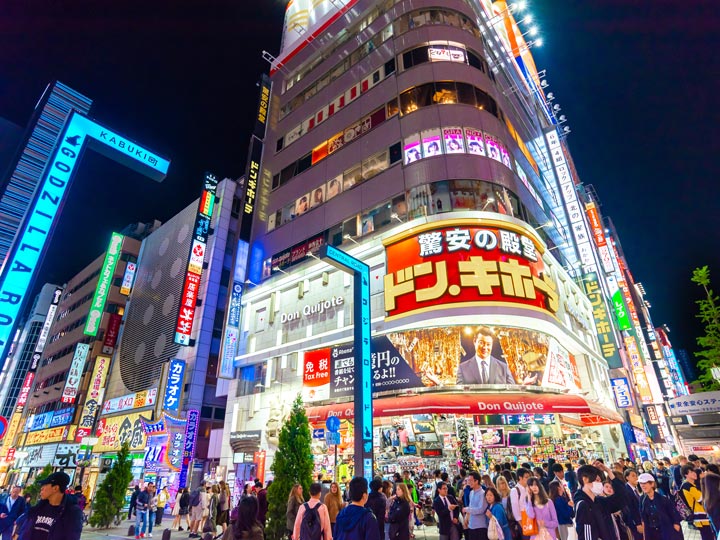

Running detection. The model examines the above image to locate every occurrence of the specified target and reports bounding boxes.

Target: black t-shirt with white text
[30,503,63,540]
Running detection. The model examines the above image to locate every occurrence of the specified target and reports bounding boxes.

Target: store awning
[306,392,622,424]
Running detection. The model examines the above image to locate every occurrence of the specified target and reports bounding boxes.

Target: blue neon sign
[0,111,169,367]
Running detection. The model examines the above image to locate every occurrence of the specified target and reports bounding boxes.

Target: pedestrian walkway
[79,522,443,540]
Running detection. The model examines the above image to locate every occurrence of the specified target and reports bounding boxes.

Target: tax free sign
[0,111,169,368]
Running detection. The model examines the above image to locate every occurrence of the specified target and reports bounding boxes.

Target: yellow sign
[94,413,147,452]
[24,425,76,446]
[0,411,23,459]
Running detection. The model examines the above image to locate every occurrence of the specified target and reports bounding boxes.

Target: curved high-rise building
[221,0,630,482]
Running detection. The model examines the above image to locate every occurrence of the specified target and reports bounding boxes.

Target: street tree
[691,265,720,391]
[89,442,134,528]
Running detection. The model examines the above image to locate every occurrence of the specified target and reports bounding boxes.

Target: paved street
[80,521,443,540]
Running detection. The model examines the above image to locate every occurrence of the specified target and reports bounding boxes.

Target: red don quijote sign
[383,220,558,319]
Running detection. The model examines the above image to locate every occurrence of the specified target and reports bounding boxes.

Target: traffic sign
[0,416,8,440]
[325,416,340,432]
[325,431,341,446]
[312,428,325,439]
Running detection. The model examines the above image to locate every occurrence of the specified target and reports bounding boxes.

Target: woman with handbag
[485,487,511,540]
[286,484,304,540]
[388,483,412,540]
[548,481,573,540]
[526,477,558,540]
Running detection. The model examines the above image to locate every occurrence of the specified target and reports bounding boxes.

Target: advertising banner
[22,443,59,467]
[84,232,124,336]
[119,261,137,295]
[179,410,200,489]
[583,274,622,368]
[53,444,80,468]
[17,372,35,408]
[102,389,157,415]
[24,425,76,446]
[611,378,633,409]
[75,356,111,441]
[383,221,558,320]
[102,313,122,354]
[624,336,653,405]
[95,413,147,452]
[164,359,186,413]
[61,343,90,403]
[302,348,331,402]
[34,286,63,360]
[667,390,720,416]
[306,324,581,402]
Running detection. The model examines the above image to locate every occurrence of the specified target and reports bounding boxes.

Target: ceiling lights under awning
[305,391,623,425]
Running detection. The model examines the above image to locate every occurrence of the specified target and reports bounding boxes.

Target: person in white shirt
[456,328,516,385]
[510,468,532,538]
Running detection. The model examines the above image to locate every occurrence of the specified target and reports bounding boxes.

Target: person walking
[485,487,511,540]
[324,482,344,537]
[334,477,380,540]
[292,483,331,540]
[573,462,626,540]
[171,488,191,531]
[462,471,489,540]
[701,472,720,536]
[129,486,141,521]
[433,482,461,540]
[147,483,158,538]
[548,481,573,540]
[217,481,231,534]
[365,478,387,539]
[526,477,558,540]
[256,481,270,528]
[156,486,169,527]
[681,464,715,540]
[388,483,412,540]
[638,473,682,540]
[135,484,151,539]
[189,481,208,538]
[0,485,26,540]
[286,484,304,540]
[622,469,643,540]
[16,472,83,540]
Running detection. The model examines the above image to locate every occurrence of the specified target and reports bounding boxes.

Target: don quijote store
[225,213,625,483]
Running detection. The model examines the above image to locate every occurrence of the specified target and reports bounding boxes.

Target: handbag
[520,508,538,536]
[203,516,214,533]
[488,516,503,540]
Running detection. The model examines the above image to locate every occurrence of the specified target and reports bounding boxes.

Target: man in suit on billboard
[456,328,516,385]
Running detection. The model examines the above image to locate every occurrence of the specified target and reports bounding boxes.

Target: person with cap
[0,485,26,540]
[16,472,83,540]
[638,472,682,540]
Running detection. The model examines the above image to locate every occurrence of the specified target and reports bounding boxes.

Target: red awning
[305,392,620,423]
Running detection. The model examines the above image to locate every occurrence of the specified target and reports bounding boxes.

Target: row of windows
[262,179,552,280]
[41,335,92,367]
[268,142,402,232]
[280,2,484,117]
[272,81,502,190]
[281,23,395,116]
[282,0,395,96]
[66,268,101,295]
[277,40,491,153]
[236,354,299,396]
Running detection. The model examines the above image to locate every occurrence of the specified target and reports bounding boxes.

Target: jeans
[148,511,156,533]
[136,510,148,536]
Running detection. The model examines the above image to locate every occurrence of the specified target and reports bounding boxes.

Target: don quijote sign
[280,296,344,324]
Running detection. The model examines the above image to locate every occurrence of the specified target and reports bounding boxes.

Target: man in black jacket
[365,478,387,538]
[573,462,625,540]
[433,482,460,540]
[16,472,83,540]
[622,469,643,540]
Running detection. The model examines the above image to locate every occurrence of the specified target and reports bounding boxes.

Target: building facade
[219,0,636,486]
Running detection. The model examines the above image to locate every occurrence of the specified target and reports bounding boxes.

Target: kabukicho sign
[383,219,558,320]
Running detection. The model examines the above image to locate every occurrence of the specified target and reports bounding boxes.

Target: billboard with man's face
[302,324,582,402]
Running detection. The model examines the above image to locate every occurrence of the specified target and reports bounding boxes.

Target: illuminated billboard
[0,111,169,368]
[84,232,124,336]
[32,286,63,371]
[174,173,218,345]
[383,220,558,320]
[304,324,582,402]
[61,343,90,403]
[75,355,111,441]
[119,261,137,295]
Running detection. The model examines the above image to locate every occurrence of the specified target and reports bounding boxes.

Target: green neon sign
[84,232,124,336]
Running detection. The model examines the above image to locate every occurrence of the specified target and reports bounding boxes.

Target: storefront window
[237,363,266,397]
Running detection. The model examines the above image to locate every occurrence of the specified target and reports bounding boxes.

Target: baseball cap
[638,473,655,484]
[39,472,71,491]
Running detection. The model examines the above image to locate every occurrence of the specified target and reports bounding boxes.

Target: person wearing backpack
[293,483,331,540]
[188,481,207,538]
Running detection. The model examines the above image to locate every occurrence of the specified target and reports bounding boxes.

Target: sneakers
[148,534,153,538]
[178,527,184,532]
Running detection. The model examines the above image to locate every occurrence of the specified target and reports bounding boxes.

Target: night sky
[1,1,718,360]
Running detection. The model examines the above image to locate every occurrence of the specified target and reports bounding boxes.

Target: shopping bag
[520,509,538,536]
[488,516,503,540]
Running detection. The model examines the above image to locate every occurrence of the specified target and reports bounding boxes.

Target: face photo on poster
[326,175,342,200]
[422,132,443,157]
[404,140,422,164]
[443,128,465,154]
[484,132,501,162]
[464,128,486,156]
[310,185,325,208]
[295,193,310,216]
